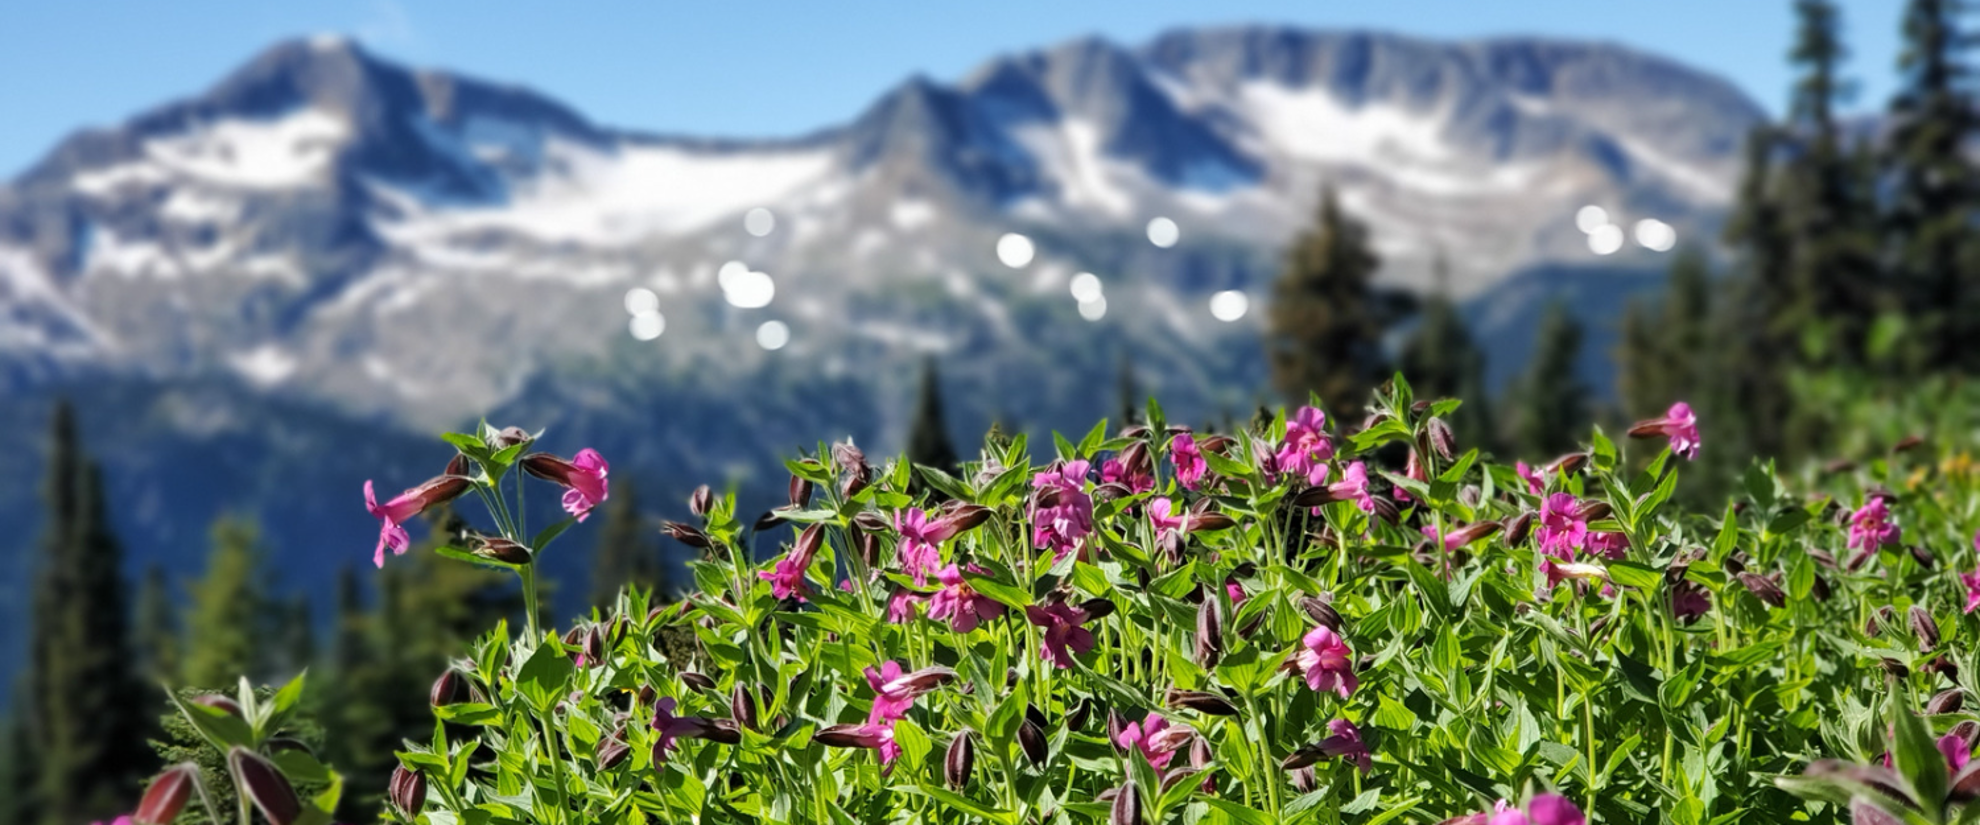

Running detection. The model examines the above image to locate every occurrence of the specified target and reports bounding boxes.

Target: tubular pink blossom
[1030,461,1095,562]
[1169,433,1208,490]
[1963,570,1980,615]
[521,449,611,521]
[1628,402,1701,460]
[1024,602,1097,668]
[893,508,946,586]
[927,564,1006,632]
[1848,497,1900,552]
[1291,625,1357,698]
[1102,457,1154,496]
[1536,494,1589,559]
[1275,406,1335,485]
[887,588,928,624]
[1148,497,1190,537]
[1314,719,1372,774]
[364,475,472,568]
[1114,713,1183,771]
[862,662,953,723]
[1515,461,1546,494]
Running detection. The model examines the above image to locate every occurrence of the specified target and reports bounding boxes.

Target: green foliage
[1267,185,1405,416]
[1398,255,1494,452]
[591,479,668,608]
[135,563,182,685]
[183,516,268,689]
[24,401,149,825]
[1885,0,1980,371]
[149,684,333,825]
[1505,300,1586,458]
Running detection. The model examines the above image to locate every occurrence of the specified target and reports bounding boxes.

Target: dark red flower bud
[945,730,976,789]
[1880,658,1911,679]
[1067,698,1093,732]
[731,684,759,731]
[1868,605,1896,637]
[814,724,887,748]
[134,763,199,825]
[1024,703,1049,731]
[1929,689,1966,715]
[487,426,534,450]
[1080,598,1117,621]
[1893,434,1925,453]
[598,730,632,771]
[194,694,243,716]
[1195,597,1224,667]
[469,534,533,565]
[1505,511,1534,545]
[1290,766,1319,793]
[1925,655,1961,680]
[1018,719,1048,767]
[662,521,712,549]
[753,511,786,532]
[1427,418,1456,460]
[1370,496,1401,523]
[389,765,427,816]
[1299,596,1343,631]
[682,672,718,692]
[1166,689,1240,716]
[1823,459,1858,474]
[935,504,995,536]
[1811,575,1832,602]
[788,475,815,509]
[1579,500,1614,522]
[689,485,715,517]
[1954,720,1980,747]
[1122,425,1151,439]
[1950,762,1980,803]
[1911,605,1941,651]
[703,718,744,745]
[1545,453,1587,476]
[1735,572,1785,608]
[1911,544,1937,569]
[1111,781,1145,825]
[430,669,465,707]
[520,453,581,486]
[444,453,471,478]
[229,747,301,825]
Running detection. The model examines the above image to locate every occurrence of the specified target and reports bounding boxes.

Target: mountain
[0,27,1764,667]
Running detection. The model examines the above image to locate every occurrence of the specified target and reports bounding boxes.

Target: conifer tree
[1617,247,1713,419]
[1720,128,1797,459]
[591,480,665,608]
[0,711,33,825]
[1398,255,1494,451]
[182,516,267,689]
[133,563,181,685]
[1780,0,1882,363]
[1505,301,1587,458]
[1268,185,1393,414]
[905,356,959,472]
[1886,0,1978,370]
[26,402,148,825]
[1116,352,1141,427]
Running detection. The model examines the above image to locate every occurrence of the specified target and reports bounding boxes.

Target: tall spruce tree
[1505,301,1587,458]
[591,480,665,608]
[905,357,959,472]
[1781,0,1883,364]
[181,516,268,689]
[0,711,34,825]
[1116,352,1141,427]
[1721,128,1798,459]
[1886,0,1979,371]
[1268,185,1393,414]
[133,564,181,685]
[1398,255,1494,452]
[1617,247,1713,419]
[26,403,148,825]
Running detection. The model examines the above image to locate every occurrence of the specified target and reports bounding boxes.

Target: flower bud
[194,695,243,716]
[1893,434,1925,453]
[1080,598,1117,621]
[1735,572,1785,608]
[1195,596,1224,667]
[444,453,471,478]
[1910,605,1941,651]
[814,724,886,749]
[1123,424,1151,439]
[682,672,718,692]
[1950,763,1980,803]
[1929,689,1966,715]
[787,475,815,510]
[689,485,715,517]
[662,521,712,549]
[935,504,994,536]
[1505,511,1534,545]
[1427,417,1456,460]
[1911,544,1937,569]
[1166,689,1240,716]
[1545,452,1587,476]
[1106,710,1131,754]
[1925,655,1960,680]
[1066,697,1093,732]
[1811,575,1832,602]
[430,669,465,707]
[1110,781,1144,825]
[703,718,744,745]
[731,684,759,731]
[229,747,301,825]
[1024,703,1049,731]
[487,426,534,450]
[1868,605,1896,637]
[134,763,199,825]
[753,511,786,532]
[598,730,632,771]
[792,524,825,569]
[1018,719,1048,767]
[469,534,532,565]
[852,511,890,532]
[389,765,427,816]
[1954,720,1980,747]
[1880,658,1911,679]
[1299,596,1343,631]
[945,730,976,789]
[1290,766,1319,793]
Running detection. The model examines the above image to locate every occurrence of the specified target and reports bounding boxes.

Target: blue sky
[0,1,1908,177]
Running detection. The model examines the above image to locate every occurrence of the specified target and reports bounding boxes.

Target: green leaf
[168,691,254,751]
[530,518,576,553]
[892,785,1019,825]
[1202,796,1279,825]
[1893,702,1948,812]
[1201,449,1256,481]
[961,571,1033,609]
[433,545,522,572]
[1607,561,1662,591]
[1076,418,1110,457]
[914,464,975,502]
[515,640,574,713]
[270,670,308,717]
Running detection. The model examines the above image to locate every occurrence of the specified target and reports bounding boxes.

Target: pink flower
[894,508,952,586]
[1516,461,1545,494]
[1314,719,1372,774]
[650,697,720,763]
[1670,580,1711,623]
[364,475,471,568]
[1225,578,1248,605]
[1115,713,1186,771]
[90,818,134,825]
[1308,461,1376,515]
[862,661,955,723]
[1963,570,1980,615]
[1628,402,1702,460]
[887,588,927,623]
[521,449,611,521]
[757,557,812,601]
[1523,795,1586,825]
[1149,497,1190,537]
[1536,494,1589,559]
[928,564,1005,632]
[1942,732,1973,771]
[1275,406,1335,485]
[1031,461,1095,562]
[1394,450,1425,504]
[1170,433,1208,490]
[1585,531,1628,560]
[1848,497,1900,552]
[1293,625,1357,698]
[1024,602,1098,668]
[1102,457,1154,495]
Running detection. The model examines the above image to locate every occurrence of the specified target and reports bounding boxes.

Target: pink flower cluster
[1030,460,1096,562]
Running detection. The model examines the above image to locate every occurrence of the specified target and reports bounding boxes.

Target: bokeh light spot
[1589,224,1625,255]
[629,311,665,341]
[996,233,1035,268]
[1575,205,1609,234]
[756,320,790,350]
[1147,216,1180,248]
[744,207,776,237]
[1070,272,1104,303]
[1209,290,1249,322]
